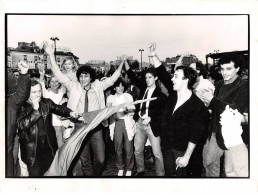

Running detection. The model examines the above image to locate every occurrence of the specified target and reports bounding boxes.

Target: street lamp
[50,37,59,61]
[139,49,144,70]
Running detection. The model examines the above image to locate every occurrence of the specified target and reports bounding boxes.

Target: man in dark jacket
[17,79,80,176]
[149,43,210,177]
[7,61,31,177]
[197,53,248,177]
[124,58,167,176]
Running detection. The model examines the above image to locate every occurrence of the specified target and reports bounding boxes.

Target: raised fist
[18,61,29,74]
[148,42,157,53]
[43,42,55,55]
[120,55,128,62]
[38,63,45,76]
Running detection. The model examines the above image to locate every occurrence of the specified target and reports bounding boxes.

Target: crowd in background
[6,42,249,177]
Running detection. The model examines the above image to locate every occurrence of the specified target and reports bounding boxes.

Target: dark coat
[156,65,210,151]
[126,69,167,137]
[208,76,248,150]
[17,98,72,166]
[7,73,31,152]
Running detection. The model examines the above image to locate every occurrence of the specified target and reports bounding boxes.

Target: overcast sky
[7,15,248,64]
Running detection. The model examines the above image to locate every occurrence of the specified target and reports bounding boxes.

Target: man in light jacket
[44,42,125,176]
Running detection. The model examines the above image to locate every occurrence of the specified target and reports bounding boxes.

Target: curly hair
[76,65,96,83]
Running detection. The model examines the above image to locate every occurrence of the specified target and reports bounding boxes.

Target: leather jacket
[17,98,72,166]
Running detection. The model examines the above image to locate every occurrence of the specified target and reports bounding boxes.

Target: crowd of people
[6,42,249,177]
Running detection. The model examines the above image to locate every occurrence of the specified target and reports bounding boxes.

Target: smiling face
[220,62,239,84]
[79,73,91,88]
[63,60,74,72]
[145,73,157,88]
[29,84,42,103]
[49,77,60,90]
[115,83,125,94]
[172,69,187,91]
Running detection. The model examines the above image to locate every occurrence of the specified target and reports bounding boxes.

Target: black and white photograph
[1,0,257,193]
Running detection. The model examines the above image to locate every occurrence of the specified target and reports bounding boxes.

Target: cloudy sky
[7,15,248,64]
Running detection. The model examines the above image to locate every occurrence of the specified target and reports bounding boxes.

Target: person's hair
[61,56,78,73]
[113,77,128,92]
[13,70,19,74]
[76,65,96,82]
[208,65,223,83]
[193,61,208,79]
[30,71,40,79]
[31,79,41,88]
[144,67,158,78]
[218,53,244,75]
[175,66,197,90]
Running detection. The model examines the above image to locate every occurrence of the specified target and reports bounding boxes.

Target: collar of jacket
[169,92,199,121]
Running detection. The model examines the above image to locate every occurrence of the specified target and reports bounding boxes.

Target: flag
[44,97,157,176]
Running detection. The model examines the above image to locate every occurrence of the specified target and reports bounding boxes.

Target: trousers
[134,119,165,176]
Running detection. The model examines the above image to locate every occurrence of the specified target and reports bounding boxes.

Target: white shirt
[41,82,66,126]
[139,86,156,119]
[106,93,136,141]
[76,88,100,115]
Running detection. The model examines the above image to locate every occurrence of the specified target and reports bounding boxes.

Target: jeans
[134,119,165,176]
[203,132,236,177]
[27,136,54,176]
[114,119,134,171]
[72,124,105,176]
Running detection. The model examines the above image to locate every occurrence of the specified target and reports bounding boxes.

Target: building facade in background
[164,54,200,72]
[8,41,79,74]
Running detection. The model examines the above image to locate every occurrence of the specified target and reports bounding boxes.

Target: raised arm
[125,60,146,91]
[149,42,174,93]
[100,55,125,90]
[174,52,190,71]
[43,42,73,91]
[39,68,49,98]
[8,61,31,107]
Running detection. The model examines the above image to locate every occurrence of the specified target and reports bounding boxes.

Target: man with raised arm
[44,42,125,176]
[149,43,209,177]
[7,61,31,177]
[17,79,80,176]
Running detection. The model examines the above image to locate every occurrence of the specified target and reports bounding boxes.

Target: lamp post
[139,49,144,70]
[50,37,59,61]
